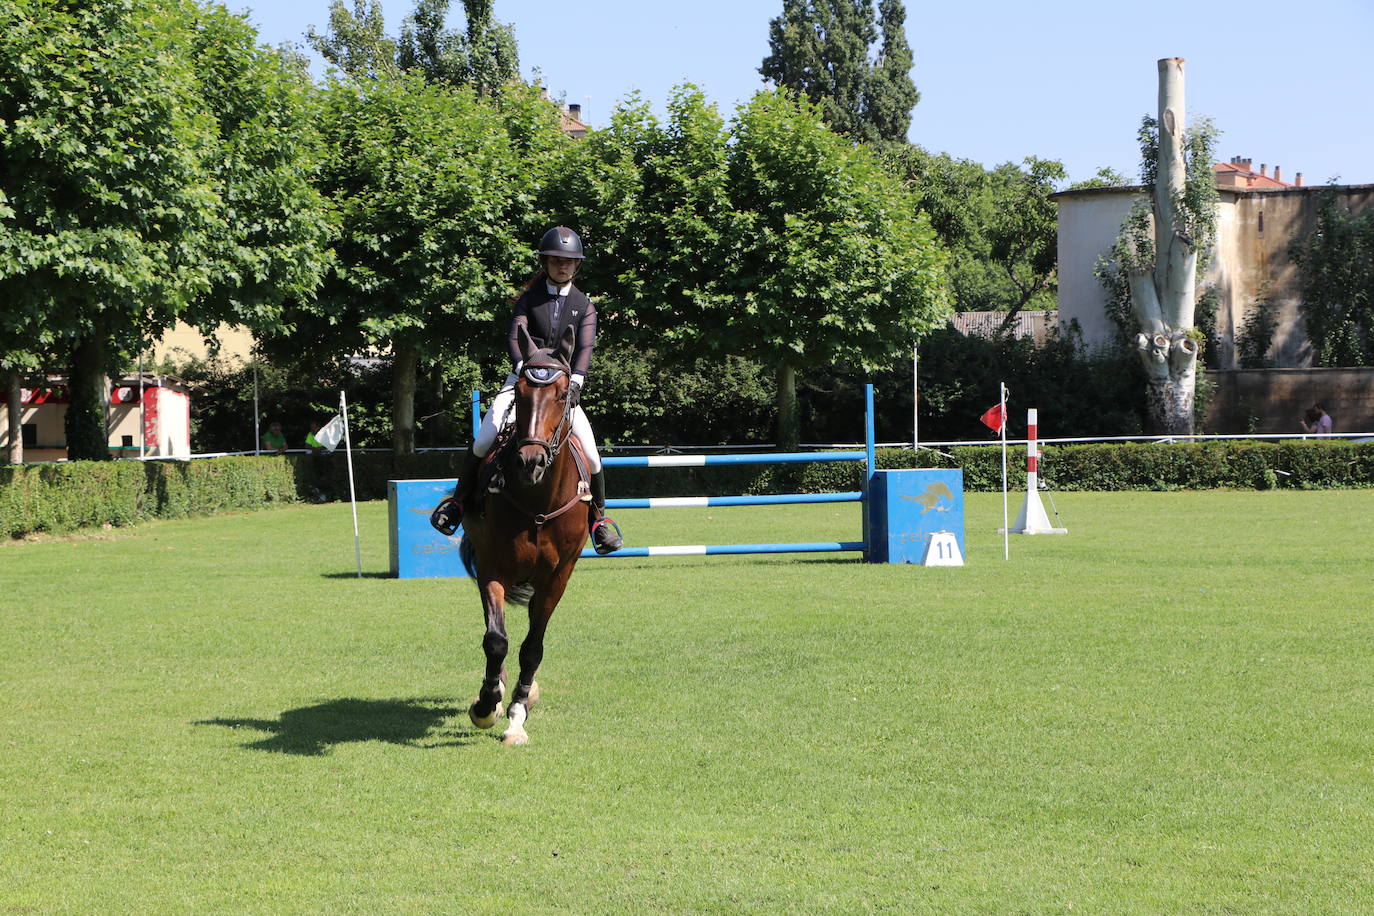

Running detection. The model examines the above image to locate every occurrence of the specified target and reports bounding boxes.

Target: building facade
[1053,169,1374,370]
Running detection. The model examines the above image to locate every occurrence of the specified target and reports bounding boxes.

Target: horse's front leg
[470,579,509,729]
[502,563,574,746]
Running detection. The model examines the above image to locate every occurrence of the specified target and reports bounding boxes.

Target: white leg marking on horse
[502,702,529,746]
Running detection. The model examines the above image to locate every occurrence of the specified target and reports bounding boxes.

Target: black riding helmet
[539,226,585,260]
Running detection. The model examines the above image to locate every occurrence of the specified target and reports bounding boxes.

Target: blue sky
[243,0,1374,186]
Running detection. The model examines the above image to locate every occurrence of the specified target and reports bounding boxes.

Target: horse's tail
[459,533,533,606]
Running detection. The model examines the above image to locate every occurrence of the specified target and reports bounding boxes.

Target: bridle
[512,351,575,467]
[498,349,589,531]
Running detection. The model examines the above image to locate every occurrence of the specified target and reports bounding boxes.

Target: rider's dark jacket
[507,284,596,377]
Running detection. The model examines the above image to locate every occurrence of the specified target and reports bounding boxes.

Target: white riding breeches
[472,378,602,474]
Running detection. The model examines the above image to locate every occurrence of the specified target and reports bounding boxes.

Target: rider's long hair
[509,267,547,306]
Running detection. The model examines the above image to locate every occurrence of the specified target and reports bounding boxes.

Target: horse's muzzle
[517,443,551,483]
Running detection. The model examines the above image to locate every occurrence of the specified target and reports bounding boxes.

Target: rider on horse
[434,226,623,555]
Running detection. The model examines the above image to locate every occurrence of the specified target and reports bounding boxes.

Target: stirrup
[591,516,623,555]
[429,496,463,536]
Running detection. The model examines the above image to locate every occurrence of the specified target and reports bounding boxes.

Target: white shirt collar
[546,281,572,296]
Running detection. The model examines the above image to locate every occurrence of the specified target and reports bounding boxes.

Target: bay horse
[459,324,591,745]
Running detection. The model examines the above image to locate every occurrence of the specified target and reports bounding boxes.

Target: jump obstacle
[1004,408,1067,536]
[388,384,966,577]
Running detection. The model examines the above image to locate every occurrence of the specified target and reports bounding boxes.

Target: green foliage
[1292,193,1374,366]
[398,0,519,94]
[0,455,297,538]
[588,344,775,447]
[306,0,399,79]
[548,86,947,448]
[877,146,1063,317]
[550,86,735,353]
[310,0,519,93]
[1235,297,1280,368]
[725,90,947,372]
[759,0,919,143]
[267,75,562,452]
[866,324,1146,442]
[0,0,330,459]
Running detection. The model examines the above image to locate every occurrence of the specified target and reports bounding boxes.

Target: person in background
[262,421,286,454]
[1301,403,1333,435]
[306,421,324,453]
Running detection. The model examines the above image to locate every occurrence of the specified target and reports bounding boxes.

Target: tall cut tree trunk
[392,342,419,455]
[775,363,800,451]
[66,333,111,461]
[1130,57,1200,435]
[5,369,22,465]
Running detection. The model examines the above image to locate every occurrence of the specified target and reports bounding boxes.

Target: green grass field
[3,491,1373,913]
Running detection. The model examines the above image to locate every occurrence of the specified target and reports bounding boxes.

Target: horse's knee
[482,628,508,660]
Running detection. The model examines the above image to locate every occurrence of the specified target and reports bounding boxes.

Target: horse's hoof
[526,681,540,709]
[501,729,529,746]
[469,702,503,729]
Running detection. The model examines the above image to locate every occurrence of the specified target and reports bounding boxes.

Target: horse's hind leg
[470,581,509,729]
[502,566,573,746]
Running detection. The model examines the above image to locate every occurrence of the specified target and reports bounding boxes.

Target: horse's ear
[556,325,576,366]
[517,324,536,362]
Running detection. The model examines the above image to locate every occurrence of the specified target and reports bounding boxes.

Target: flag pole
[1000,382,1009,561]
[340,390,362,578]
[912,343,919,451]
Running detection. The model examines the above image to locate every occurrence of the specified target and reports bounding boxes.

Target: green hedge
[1,456,299,538]
[4,440,1372,539]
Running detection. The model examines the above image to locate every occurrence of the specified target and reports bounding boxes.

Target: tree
[1292,194,1374,366]
[879,146,1062,322]
[310,0,519,94]
[724,90,946,446]
[398,0,518,94]
[0,0,330,460]
[547,86,735,353]
[306,0,399,80]
[548,87,947,448]
[759,0,919,144]
[1098,59,1218,434]
[272,75,563,454]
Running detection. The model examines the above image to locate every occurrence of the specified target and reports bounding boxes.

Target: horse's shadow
[195,697,478,755]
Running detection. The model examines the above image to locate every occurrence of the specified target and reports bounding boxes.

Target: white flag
[314,414,345,452]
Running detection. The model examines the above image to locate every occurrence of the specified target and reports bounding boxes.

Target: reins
[495,353,588,539]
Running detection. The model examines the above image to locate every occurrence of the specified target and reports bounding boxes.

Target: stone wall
[1055,183,1374,369]
[1204,368,1374,435]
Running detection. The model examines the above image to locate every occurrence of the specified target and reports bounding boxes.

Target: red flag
[980,402,1005,433]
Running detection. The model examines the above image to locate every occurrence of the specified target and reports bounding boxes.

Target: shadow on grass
[321,571,393,580]
[196,697,482,755]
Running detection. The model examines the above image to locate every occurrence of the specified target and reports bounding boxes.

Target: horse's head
[511,324,576,485]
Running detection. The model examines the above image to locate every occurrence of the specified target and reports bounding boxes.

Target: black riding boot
[589,469,622,554]
[430,446,482,535]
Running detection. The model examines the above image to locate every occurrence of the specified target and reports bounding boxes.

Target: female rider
[433,226,622,554]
